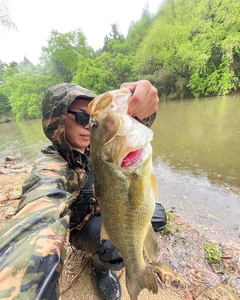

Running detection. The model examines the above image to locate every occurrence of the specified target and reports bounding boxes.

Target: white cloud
[0,0,163,64]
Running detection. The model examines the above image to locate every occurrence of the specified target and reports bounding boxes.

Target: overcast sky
[0,0,163,65]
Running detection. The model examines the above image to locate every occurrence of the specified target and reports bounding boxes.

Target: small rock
[8,190,22,200]
[5,156,22,162]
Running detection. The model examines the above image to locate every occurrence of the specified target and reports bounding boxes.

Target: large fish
[88,88,159,300]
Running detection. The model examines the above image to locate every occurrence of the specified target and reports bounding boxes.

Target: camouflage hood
[42,83,96,164]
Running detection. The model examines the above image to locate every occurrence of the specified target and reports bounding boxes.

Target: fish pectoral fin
[100,223,110,241]
[143,224,158,262]
[128,173,144,210]
[151,173,158,201]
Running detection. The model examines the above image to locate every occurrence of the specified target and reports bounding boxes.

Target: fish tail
[126,264,158,300]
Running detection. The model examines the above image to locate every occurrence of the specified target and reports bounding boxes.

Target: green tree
[73,52,136,94]
[134,0,240,98]
[125,2,154,55]
[40,29,95,82]
[4,61,19,78]
[0,72,56,121]
[0,60,7,84]
[0,91,11,117]
[188,0,240,96]
[102,23,126,55]
[18,56,38,74]
[73,53,118,94]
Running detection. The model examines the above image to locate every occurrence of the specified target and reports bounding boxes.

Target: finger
[130,105,156,120]
[121,80,159,119]
[120,82,137,93]
[130,88,159,118]
[128,92,148,116]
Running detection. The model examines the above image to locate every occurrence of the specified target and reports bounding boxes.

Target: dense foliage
[135,0,240,98]
[1,0,240,120]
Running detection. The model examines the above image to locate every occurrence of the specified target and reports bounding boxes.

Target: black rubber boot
[91,261,122,300]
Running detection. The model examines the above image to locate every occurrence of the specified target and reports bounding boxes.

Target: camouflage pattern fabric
[0,83,156,300]
[0,83,95,300]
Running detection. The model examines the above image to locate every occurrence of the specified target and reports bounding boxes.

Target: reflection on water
[0,119,48,162]
[152,94,240,192]
[0,95,239,244]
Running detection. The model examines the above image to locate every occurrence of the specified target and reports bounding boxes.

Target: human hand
[120,80,159,119]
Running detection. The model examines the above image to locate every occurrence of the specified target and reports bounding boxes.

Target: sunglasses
[67,110,90,126]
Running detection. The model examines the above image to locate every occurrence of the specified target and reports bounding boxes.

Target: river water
[0,94,240,244]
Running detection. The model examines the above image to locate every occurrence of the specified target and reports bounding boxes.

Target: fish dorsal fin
[88,91,113,115]
[143,224,158,262]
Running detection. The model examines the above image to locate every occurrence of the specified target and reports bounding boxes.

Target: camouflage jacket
[0,83,156,300]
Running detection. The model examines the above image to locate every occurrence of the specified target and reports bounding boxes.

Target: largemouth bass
[88,88,159,300]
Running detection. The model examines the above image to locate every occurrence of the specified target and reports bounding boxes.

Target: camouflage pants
[69,203,166,270]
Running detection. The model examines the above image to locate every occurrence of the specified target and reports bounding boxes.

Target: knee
[69,213,102,253]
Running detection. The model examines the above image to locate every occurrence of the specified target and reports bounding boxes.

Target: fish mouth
[121,149,143,168]
[120,145,151,169]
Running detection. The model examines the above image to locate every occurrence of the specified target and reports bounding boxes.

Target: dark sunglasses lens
[76,112,90,126]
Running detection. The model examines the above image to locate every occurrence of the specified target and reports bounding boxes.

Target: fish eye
[91,122,98,130]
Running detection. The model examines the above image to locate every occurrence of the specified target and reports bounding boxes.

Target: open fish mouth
[120,144,151,169]
[121,149,143,168]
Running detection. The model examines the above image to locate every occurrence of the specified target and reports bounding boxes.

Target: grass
[162,209,179,234]
[205,242,222,263]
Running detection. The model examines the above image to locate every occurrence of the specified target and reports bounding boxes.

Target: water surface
[152,94,240,243]
[0,94,239,244]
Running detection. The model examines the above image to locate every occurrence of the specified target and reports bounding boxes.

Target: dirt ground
[0,157,240,300]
